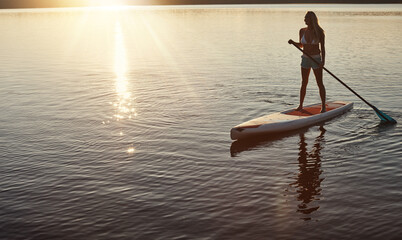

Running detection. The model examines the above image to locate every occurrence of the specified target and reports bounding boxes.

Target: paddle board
[230,101,353,140]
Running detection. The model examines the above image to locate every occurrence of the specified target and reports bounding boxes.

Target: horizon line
[1,0,401,9]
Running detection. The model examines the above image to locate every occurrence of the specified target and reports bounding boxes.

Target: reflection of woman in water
[292,126,326,219]
[289,11,326,113]
[229,125,326,220]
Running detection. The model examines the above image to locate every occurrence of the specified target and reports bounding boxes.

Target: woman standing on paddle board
[289,11,326,113]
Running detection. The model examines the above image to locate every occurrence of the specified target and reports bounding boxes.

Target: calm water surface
[0,4,401,240]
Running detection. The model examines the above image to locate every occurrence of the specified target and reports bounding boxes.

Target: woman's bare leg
[313,67,326,112]
[298,67,311,110]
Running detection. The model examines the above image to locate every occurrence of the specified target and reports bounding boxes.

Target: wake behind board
[231,101,353,140]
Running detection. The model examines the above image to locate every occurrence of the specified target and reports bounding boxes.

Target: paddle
[288,40,397,124]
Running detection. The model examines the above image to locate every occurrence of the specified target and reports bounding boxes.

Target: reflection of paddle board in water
[230,101,353,140]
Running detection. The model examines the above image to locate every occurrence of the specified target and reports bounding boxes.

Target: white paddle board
[231,101,353,140]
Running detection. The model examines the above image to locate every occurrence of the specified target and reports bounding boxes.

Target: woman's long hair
[306,11,325,41]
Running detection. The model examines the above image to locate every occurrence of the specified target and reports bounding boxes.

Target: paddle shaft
[289,42,391,121]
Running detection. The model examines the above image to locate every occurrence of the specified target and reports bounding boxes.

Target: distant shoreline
[1,0,401,9]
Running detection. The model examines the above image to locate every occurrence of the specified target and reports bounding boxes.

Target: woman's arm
[288,29,304,48]
[297,28,304,48]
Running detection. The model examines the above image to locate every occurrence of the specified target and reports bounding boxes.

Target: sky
[0,0,401,9]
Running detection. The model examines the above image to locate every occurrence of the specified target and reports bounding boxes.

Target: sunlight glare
[115,22,128,95]
[113,20,137,121]
[127,147,135,154]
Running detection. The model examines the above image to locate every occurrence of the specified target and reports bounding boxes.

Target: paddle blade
[373,106,397,124]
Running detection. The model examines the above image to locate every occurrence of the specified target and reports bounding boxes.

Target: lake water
[0,4,401,240]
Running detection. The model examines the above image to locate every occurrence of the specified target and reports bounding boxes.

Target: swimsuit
[301,30,319,45]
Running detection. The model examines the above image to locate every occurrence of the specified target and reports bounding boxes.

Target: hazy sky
[0,0,400,9]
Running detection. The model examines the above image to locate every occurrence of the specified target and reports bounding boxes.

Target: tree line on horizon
[1,0,401,9]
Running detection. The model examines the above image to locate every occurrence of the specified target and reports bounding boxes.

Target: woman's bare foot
[320,106,326,113]
[296,105,303,111]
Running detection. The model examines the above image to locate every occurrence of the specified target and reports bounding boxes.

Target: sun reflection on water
[127,147,135,154]
[113,20,136,154]
[113,21,136,121]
